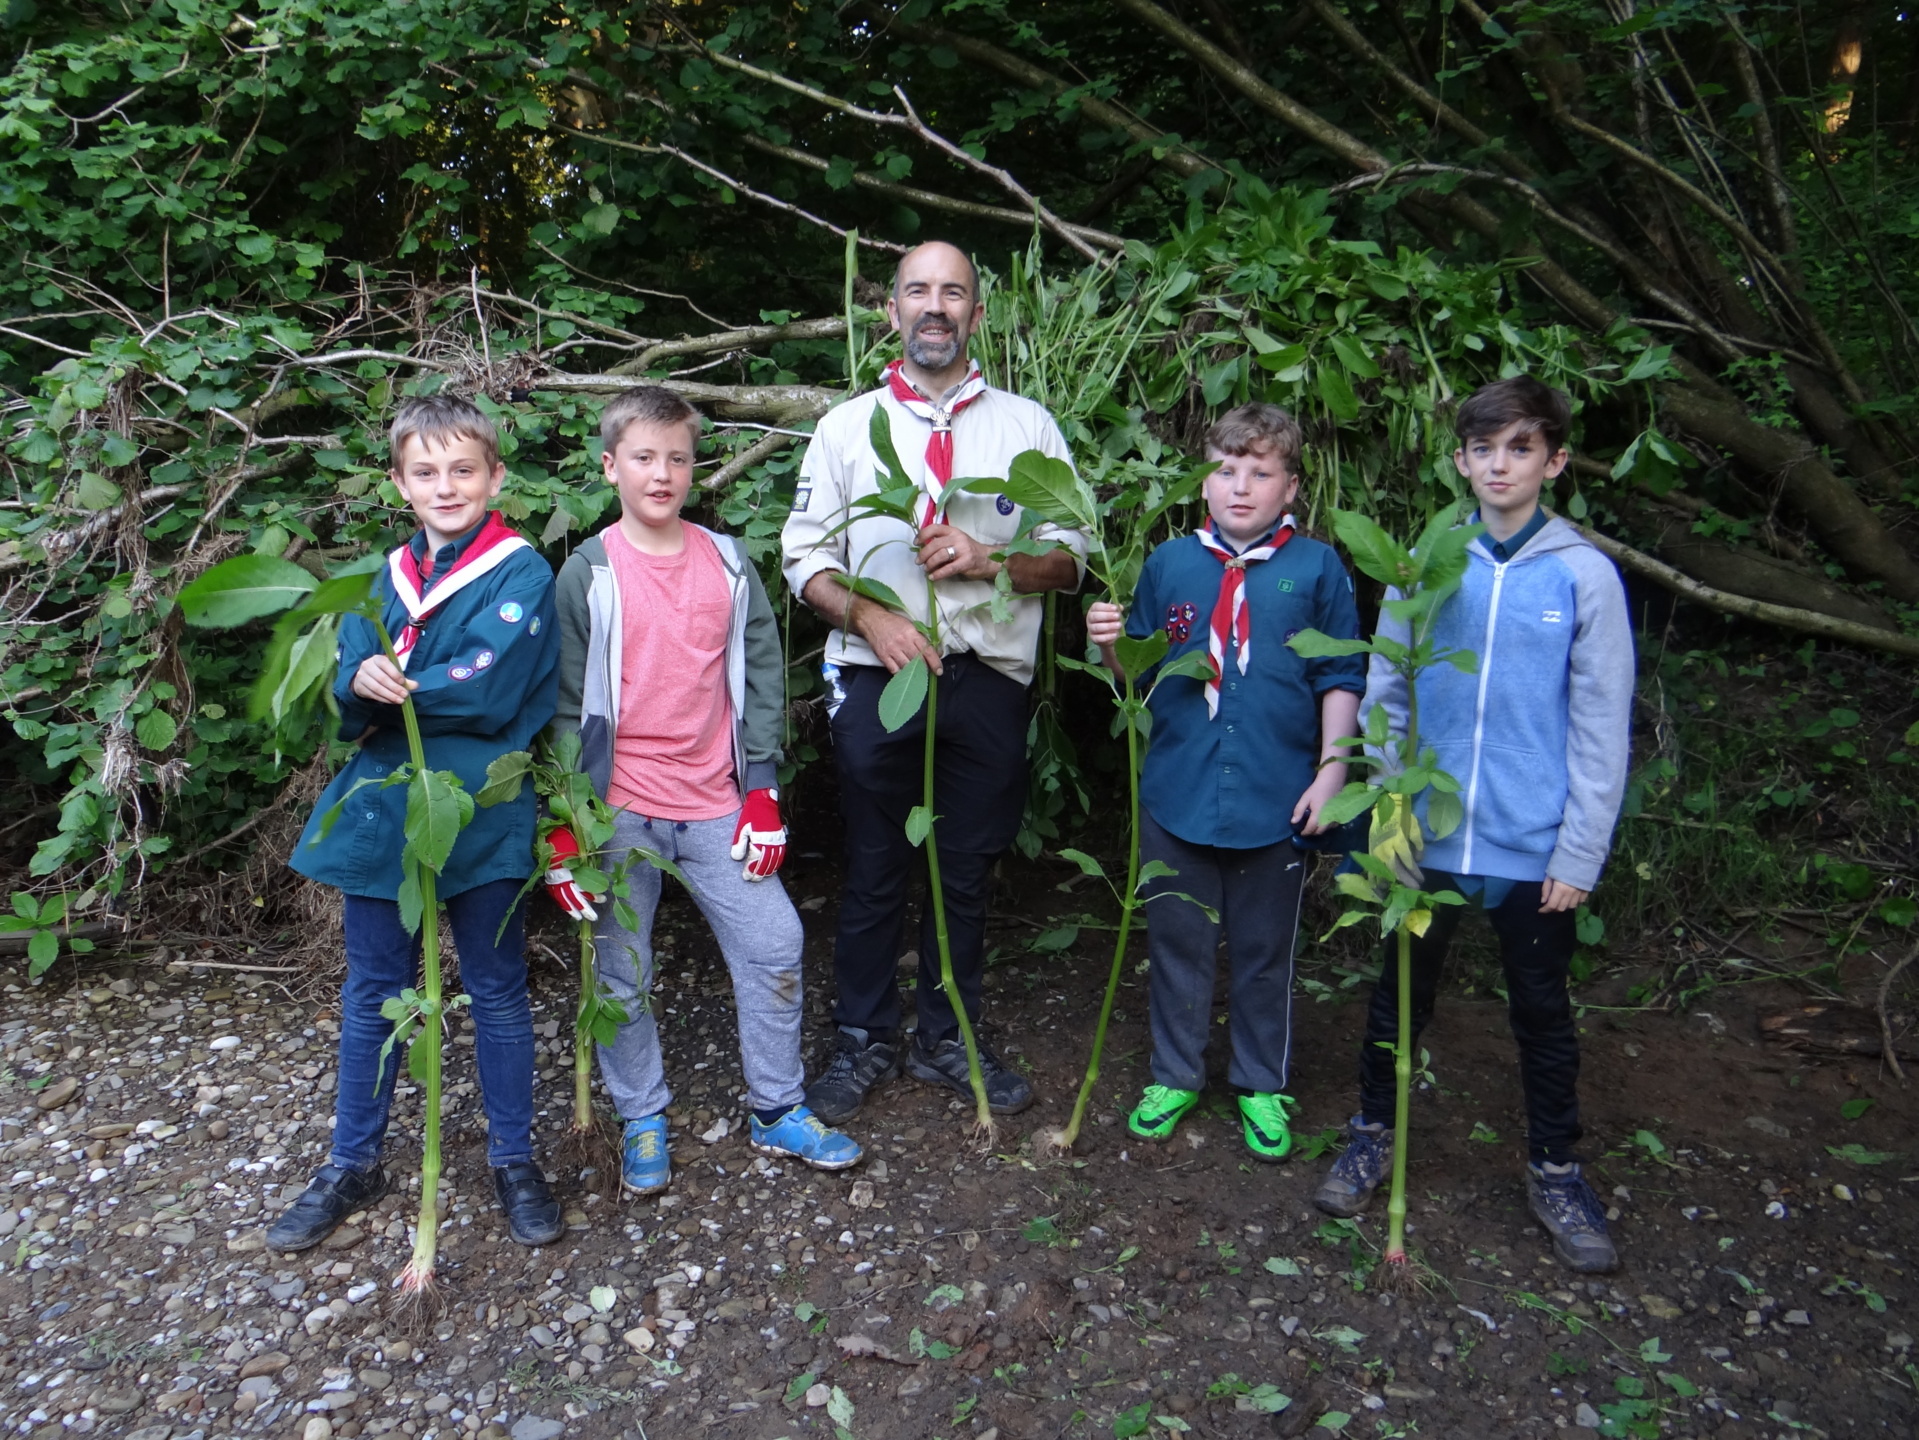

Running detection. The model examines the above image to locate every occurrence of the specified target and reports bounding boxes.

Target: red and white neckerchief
[882,358,989,527]
[1197,515,1296,719]
[386,512,530,671]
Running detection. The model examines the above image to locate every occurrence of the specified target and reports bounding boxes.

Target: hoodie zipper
[1459,558,1507,873]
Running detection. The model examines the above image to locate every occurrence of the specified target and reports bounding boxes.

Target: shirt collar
[1481,506,1549,563]
[408,516,489,588]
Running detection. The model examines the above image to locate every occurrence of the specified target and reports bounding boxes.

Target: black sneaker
[1313,1116,1391,1218]
[804,1027,901,1126]
[1527,1161,1619,1273]
[905,1032,1034,1115]
[493,1162,564,1247]
[266,1163,387,1252]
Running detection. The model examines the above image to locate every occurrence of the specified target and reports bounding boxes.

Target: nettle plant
[962,446,1219,1155]
[178,552,525,1314]
[1285,503,1484,1281]
[479,731,680,1163]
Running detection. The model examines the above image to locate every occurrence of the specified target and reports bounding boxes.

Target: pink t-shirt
[604,525,740,821]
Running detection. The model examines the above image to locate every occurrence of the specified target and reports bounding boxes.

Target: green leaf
[407,1025,434,1082]
[134,708,178,751]
[1264,1256,1301,1276]
[26,929,58,973]
[868,404,912,490]
[74,471,123,511]
[254,614,338,727]
[581,202,619,235]
[1826,1143,1899,1165]
[877,656,929,733]
[1286,628,1371,658]
[904,804,934,847]
[1153,649,1218,683]
[1841,1098,1874,1120]
[830,571,908,614]
[826,1386,854,1428]
[178,555,318,628]
[1316,364,1360,422]
[1326,509,1412,589]
[1027,924,1079,953]
[1426,790,1463,839]
[1057,848,1107,881]
[1113,629,1168,680]
[405,767,472,876]
[956,448,1094,531]
[1328,333,1380,378]
[477,751,534,807]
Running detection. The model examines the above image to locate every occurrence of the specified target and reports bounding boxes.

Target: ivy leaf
[74,471,123,510]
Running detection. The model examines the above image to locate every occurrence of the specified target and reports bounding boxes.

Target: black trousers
[1356,876,1583,1165]
[828,656,1028,1043]
[1140,810,1307,1093]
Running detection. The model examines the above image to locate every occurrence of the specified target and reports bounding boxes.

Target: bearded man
[781,241,1088,1123]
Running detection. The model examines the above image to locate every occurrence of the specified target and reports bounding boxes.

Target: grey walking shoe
[1527,1160,1619,1273]
[803,1027,901,1126]
[1313,1116,1392,1218]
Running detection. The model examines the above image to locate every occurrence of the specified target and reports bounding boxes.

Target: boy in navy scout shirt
[1087,404,1363,1161]
[268,396,565,1253]
[1314,376,1633,1274]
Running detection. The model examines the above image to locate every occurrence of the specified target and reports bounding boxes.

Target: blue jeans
[331,878,535,1171]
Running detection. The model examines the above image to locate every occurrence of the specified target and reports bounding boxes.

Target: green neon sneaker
[1127,1084,1201,1141]
[1238,1092,1297,1162]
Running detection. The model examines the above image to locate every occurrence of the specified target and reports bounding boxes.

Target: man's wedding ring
[947,546,957,558]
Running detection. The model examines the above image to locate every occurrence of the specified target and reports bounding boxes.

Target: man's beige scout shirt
[780,383,1089,687]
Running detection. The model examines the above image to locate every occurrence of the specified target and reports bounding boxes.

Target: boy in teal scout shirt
[267,396,565,1252]
[1087,404,1364,1161]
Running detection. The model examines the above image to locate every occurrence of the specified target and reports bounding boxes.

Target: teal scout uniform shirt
[290,520,559,901]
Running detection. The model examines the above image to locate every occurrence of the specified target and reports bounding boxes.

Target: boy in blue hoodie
[1313,376,1633,1273]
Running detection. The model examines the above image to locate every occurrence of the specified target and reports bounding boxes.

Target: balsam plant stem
[1057,671,1143,1149]
[919,665,994,1134]
[572,919,598,1136]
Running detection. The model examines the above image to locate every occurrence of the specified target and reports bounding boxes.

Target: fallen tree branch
[1879,944,1916,1083]
[701,428,795,492]
[1573,521,1919,658]
[613,316,851,377]
[531,373,840,426]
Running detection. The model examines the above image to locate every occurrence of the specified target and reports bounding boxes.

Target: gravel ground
[2,854,1915,1440]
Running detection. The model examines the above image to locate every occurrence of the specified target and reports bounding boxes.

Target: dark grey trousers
[1140,810,1308,1094]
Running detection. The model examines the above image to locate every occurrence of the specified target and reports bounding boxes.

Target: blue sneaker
[621,1114,670,1195]
[749,1105,863,1171]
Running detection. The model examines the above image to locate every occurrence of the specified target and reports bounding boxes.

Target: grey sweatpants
[592,809,806,1118]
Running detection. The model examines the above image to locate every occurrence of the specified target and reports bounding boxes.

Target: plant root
[561,1110,624,1198]
[1378,1250,1430,1297]
[390,1266,447,1337]
[1035,1124,1077,1159]
[967,1115,1000,1152]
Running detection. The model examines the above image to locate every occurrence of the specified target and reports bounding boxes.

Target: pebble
[209,1035,242,1051]
[623,1327,656,1353]
[35,1075,80,1110]
[239,1352,291,1379]
[1574,1402,1602,1428]
[805,1382,832,1407]
[303,1420,333,1440]
[509,1417,564,1440]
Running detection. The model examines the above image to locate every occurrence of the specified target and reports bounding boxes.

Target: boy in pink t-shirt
[550,388,861,1192]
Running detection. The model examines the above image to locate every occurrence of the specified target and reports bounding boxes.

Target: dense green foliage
[2,1,1914,978]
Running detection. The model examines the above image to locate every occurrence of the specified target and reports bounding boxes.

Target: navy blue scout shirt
[292,518,559,902]
[1126,531,1365,850]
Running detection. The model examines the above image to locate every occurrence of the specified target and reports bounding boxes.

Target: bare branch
[1574,522,1919,659]
[558,124,908,255]
[700,429,793,491]
[741,134,1126,250]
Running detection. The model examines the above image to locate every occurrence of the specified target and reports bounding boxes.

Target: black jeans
[828,656,1028,1043]
[1356,875,1582,1164]
[1140,811,1307,1093]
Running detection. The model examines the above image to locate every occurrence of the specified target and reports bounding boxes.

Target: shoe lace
[630,1128,662,1161]
[1538,1169,1605,1231]
[1139,1084,1184,1111]
[1243,1093,1294,1128]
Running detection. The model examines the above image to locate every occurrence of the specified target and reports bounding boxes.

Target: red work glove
[543,826,603,922]
[729,788,787,882]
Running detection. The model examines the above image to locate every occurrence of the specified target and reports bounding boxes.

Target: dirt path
[2,851,1915,1440]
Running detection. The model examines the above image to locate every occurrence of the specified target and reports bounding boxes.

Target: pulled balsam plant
[1284,503,1482,1285]
[180,554,527,1313]
[480,732,680,1172]
[964,448,1217,1155]
[814,407,1016,1140]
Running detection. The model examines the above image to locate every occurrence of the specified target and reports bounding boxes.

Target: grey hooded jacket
[551,525,784,800]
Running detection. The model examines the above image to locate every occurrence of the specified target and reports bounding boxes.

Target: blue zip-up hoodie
[1362,513,1633,891]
